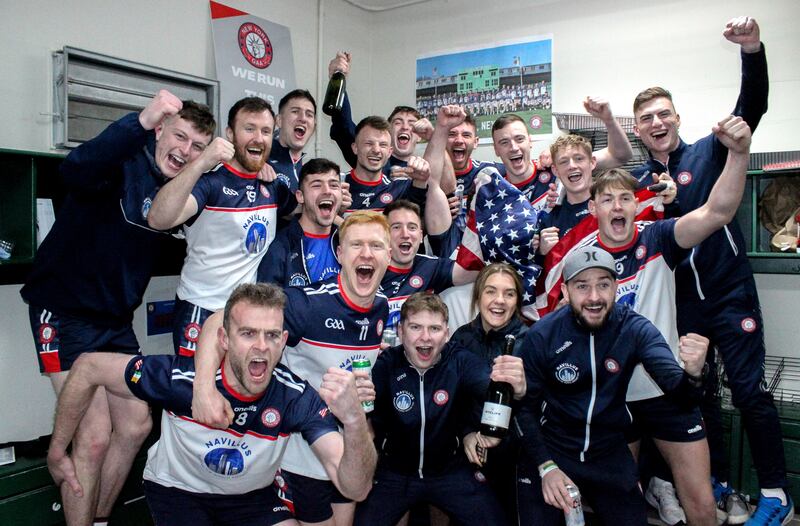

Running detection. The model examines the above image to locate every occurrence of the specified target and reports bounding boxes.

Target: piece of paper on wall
[416,36,553,143]
[209,0,297,121]
[36,198,55,247]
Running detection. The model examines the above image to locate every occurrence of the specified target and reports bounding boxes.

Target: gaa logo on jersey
[676,171,693,186]
[604,358,620,374]
[38,323,56,344]
[409,275,424,289]
[238,23,273,69]
[184,322,202,343]
[741,317,757,333]
[259,184,270,199]
[261,407,281,428]
[538,171,551,184]
[379,193,394,205]
[393,390,415,412]
[141,197,152,220]
[555,363,579,384]
[635,245,647,260]
[529,114,543,130]
[432,389,449,406]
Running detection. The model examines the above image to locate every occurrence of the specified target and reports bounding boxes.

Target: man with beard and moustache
[258,158,345,288]
[630,17,789,525]
[550,114,750,526]
[21,90,215,526]
[46,283,377,526]
[514,246,709,525]
[147,97,295,356]
[192,211,392,526]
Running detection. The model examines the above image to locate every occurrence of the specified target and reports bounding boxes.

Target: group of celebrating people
[22,13,793,526]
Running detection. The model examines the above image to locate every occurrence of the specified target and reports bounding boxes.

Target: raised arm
[147,137,234,230]
[673,115,751,249]
[584,96,633,170]
[47,353,141,497]
[725,16,769,131]
[312,367,377,501]
[327,52,358,168]
[421,105,466,235]
[191,311,234,428]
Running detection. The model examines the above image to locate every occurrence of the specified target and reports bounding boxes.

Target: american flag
[534,188,665,317]
[457,166,542,321]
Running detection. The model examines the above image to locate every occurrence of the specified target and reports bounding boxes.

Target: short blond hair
[339,211,390,244]
[550,134,593,162]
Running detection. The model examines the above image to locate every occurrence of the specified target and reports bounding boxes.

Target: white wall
[1,0,799,442]
[367,0,800,358]
[0,0,371,442]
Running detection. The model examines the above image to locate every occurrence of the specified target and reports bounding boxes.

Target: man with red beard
[147,97,295,356]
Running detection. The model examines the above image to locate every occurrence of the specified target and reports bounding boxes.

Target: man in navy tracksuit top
[21,90,215,525]
[354,293,526,526]
[515,246,709,526]
[258,158,343,288]
[629,17,791,524]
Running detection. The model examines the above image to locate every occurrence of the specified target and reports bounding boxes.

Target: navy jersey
[516,303,700,465]
[630,46,768,302]
[454,158,495,232]
[538,198,591,236]
[370,343,490,477]
[279,276,389,479]
[587,219,689,401]
[343,169,427,215]
[21,113,182,326]
[177,163,294,311]
[268,135,304,195]
[257,217,339,288]
[124,355,336,495]
[381,255,455,330]
[494,161,555,213]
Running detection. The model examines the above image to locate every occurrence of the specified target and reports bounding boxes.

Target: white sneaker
[645,476,687,526]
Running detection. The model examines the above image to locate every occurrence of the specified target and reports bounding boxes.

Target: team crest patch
[529,114,543,130]
[741,317,757,333]
[261,408,281,428]
[259,185,270,198]
[376,319,384,336]
[474,470,487,483]
[141,197,152,219]
[676,171,692,186]
[38,323,56,344]
[238,23,273,69]
[184,322,201,343]
[393,390,414,412]
[635,245,647,260]
[379,193,394,204]
[538,171,551,184]
[289,273,308,287]
[409,275,424,289]
[555,363,579,384]
[433,390,449,406]
[604,358,620,374]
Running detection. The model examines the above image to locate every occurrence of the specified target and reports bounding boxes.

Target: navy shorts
[28,305,139,374]
[278,469,351,523]
[143,480,292,526]
[172,297,214,356]
[626,395,706,443]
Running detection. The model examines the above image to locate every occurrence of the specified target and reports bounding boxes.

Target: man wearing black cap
[514,246,710,525]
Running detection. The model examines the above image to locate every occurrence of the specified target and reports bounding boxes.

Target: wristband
[538,461,558,478]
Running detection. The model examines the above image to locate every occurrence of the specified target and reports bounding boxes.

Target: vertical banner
[416,37,552,143]
[210,1,296,120]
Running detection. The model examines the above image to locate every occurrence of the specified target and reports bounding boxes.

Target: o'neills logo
[238,23,273,69]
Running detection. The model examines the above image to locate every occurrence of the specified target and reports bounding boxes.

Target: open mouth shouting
[566,169,584,185]
[166,153,187,173]
[293,124,307,142]
[356,264,376,285]
[317,197,337,220]
[396,132,411,151]
[507,152,526,173]
[248,356,269,384]
[451,146,466,165]
[609,215,627,236]
[415,345,434,362]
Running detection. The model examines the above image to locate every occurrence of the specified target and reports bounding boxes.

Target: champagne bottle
[322,71,346,116]
[480,334,516,439]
